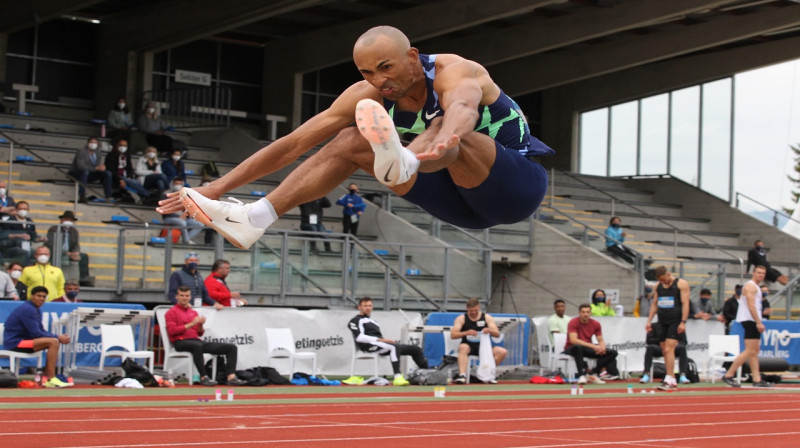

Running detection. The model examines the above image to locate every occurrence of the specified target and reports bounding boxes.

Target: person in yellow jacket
[590,289,616,316]
[19,246,64,302]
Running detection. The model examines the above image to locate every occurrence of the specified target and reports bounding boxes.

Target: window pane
[639,94,669,175]
[700,79,732,200]
[670,86,700,185]
[608,101,638,176]
[579,109,608,175]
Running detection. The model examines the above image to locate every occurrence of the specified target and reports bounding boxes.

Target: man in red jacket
[204,259,248,307]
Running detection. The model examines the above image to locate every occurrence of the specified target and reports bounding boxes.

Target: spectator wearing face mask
[604,216,636,265]
[135,146,169,197]
[69,136,113,203]
[104,139,152,203]
[0,179,16,218]
[107,97,134,143]
[721,284,742,335]
[0,201,45,264]
[160,178,203,245]
[51,279,82,303]
[44,211,92,286]
[589,289,616,317]
[8,262,26,300]
[161,148,188,186]
[747,240,788,286]
[137,101,174,155]
[19,246,64,302]
[0,262,19,300]
[167,252,223,310]
[336,183,366,235]
[634,282,657,317]
[691,288,725,322]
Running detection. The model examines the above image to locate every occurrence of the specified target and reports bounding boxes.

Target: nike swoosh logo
[424,109,440,120]
[225,217,241,224]
[384,162,394,183]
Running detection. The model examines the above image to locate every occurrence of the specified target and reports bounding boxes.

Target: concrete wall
[488,220,638,317]
[630,177,800,267]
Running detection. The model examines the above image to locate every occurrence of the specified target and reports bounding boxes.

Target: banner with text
[155,306,423,376]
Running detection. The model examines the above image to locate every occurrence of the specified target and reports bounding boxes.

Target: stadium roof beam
[567,33,800,112]
[0,0,104,34]
[494,2,800,97]
[269,0,565,72]
[99,0,331,54]
[423,0,736,66]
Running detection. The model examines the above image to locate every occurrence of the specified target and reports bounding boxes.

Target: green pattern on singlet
[387,105,427,140]
[475,105,525,144]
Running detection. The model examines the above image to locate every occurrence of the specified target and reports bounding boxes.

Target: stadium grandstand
[0,0,799,381]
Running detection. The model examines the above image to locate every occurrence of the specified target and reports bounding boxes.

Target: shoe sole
[355,99,408,186]
[180,189,248,250]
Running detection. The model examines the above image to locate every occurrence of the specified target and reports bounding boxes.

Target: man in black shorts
[347,297,428,386]
[450,298,507,384]
[747,240,788,285]
[646,266,690,391]
[723,266,770,387]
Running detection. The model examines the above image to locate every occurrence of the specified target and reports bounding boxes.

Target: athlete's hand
[757,322,765,333]
[416,134,460,161]
[645,322,652,333]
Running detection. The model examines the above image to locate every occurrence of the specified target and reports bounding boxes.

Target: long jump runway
[1,383,799,448]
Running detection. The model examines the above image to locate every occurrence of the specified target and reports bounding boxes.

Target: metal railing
[759,271,800,320]
[140,86,232,129]
[554,170,745,284]
[735,192,800,230]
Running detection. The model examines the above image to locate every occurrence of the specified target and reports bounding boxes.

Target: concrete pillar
[262,47,296,137]
[0,33,6,99]
[541,86,579,172]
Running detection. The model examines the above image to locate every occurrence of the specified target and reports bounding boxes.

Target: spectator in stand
[336,183,365,236]
[604,216,636,264]
[761,285,772,320]
[205,259,247,307]
[160,178,203,245]
[8,262,26,300]
[590,289,616,317]
[105,139,152,204]
[299,197,332,253]
[69,136,113,203]
[564,303,620,384]
[168,252,223,310]
[639,329,690,384]
[0,201,45,264]
[107,97,134,144]
[690,288,724,321]
[135,146,169,197]
[0,264,18,300]
[0,179,16,218]
[2,286,72,388]
[19,246,64,302]
[137,101,174,155]
[721,284,741,335]
[45,211,91,286]
[161,148,188,186]
[747,240,788,285]
[165,285,247,386]
[548,299,570,345]
[51,280,82,303]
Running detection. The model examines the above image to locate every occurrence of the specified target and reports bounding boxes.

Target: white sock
[247,198,278,229]
[403,147,421,174]
[664,374,675,384]
[394,373,402,379]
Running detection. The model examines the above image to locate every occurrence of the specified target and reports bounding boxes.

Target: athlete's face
[657,273,672,287]
[358,300,373,317]
[753,267,766,283]
[353,36,417,101]
[466,305,481,321]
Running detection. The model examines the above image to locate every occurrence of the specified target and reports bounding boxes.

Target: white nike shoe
[180,188,267,249]
[355,98,418,187]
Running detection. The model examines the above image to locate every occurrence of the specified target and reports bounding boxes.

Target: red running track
[2,391,800,447]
